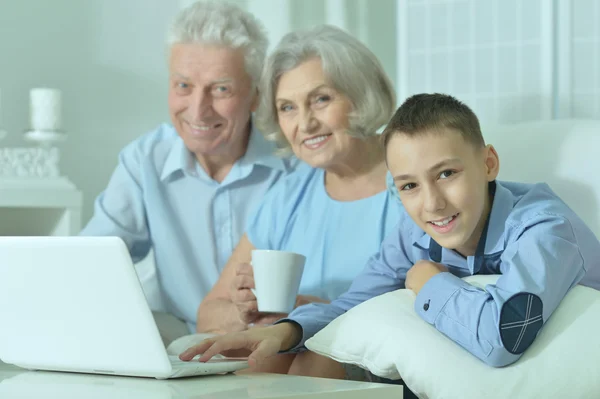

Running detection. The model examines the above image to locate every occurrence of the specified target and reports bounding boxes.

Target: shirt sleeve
[281,220,412,351]
[415,214,586,367]
[79,146,151,263]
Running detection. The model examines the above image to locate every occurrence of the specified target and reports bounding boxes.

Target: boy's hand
[179,323,302,368]
[406,260,448,295]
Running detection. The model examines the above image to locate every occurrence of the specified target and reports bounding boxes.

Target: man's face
[387,129,499,256]
[168,43,258,161]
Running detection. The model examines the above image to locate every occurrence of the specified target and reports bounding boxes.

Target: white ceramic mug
[251,250,306,314]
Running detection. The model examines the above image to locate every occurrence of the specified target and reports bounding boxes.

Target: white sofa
[483,119,600,238]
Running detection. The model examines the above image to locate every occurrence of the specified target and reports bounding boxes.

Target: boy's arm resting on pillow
[415,215,587,367]
[279,226,410,352]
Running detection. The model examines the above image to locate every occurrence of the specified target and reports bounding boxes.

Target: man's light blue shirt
[80,123,298,331]
[247,167,403,302]
[285,181,600,366]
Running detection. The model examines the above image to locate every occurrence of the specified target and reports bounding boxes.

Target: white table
[0,363,403,398]
[0,177,82,236]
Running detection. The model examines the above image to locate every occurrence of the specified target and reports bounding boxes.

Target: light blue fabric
[247,167,403,302]
[286,180,600,366]
[80,123,299,331]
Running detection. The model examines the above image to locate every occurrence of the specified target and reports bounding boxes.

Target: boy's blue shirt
[284,180,600,367]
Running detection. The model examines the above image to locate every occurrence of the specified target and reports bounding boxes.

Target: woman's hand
[179,323,302,367]
[230,262,261,325]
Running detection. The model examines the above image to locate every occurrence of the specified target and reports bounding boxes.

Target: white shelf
[0,177,82,236]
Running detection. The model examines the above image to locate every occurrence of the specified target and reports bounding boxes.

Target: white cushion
[305,275,600,399]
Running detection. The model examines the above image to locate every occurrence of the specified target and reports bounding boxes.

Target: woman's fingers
[235,262,253,276]
[232,274,255,291]
[232,286,256,303]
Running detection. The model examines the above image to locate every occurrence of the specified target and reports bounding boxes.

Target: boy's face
[387,129,499,256]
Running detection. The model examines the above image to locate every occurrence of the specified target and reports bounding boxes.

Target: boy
[180,93,600,368]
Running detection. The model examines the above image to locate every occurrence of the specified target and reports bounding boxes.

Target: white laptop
[0,236,248,379]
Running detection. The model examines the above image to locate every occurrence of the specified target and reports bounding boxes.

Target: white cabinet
[0,177,82,236]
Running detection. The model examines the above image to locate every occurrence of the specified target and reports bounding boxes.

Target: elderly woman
[191,25,401,377]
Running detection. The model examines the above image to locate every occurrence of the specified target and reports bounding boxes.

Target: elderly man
[80,1,298,343]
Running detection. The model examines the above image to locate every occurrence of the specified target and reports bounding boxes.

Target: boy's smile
[387,128,499,256]
[428,213,460,233]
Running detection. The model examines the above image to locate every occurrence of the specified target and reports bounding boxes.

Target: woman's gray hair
[257,25,396,151]
[167,1,268,88]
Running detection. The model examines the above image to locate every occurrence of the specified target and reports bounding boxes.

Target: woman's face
[275,58,357,169]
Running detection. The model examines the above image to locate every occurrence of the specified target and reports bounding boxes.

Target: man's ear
[483,144,500,181]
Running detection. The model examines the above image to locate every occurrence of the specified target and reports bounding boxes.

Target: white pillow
[305,275,600,399]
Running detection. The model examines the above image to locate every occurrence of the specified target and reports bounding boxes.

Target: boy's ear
[483,144,500,181]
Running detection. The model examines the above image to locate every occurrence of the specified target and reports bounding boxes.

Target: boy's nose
[423,186,446,213]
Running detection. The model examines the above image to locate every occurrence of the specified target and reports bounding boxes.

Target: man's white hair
[167,1,269,88]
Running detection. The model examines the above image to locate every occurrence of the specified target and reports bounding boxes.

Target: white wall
[0,0,598,227]
[0,0,178,224]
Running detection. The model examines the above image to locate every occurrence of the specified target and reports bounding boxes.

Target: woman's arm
[196,234,255,334]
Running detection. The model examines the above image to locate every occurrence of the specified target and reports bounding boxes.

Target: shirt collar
[238,122,288,172]
[160,120,287,182]
[413,181,515,256]
[160,136,193,181]
[482,180,514,255]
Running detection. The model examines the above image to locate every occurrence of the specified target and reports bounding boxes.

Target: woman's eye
[279,104,293,112]
[178,82,189,89]
[313,95,331,106]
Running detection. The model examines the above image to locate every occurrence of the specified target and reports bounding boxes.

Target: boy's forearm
[414,222,586,367]
[415,273,521,367]
[196,298,246,334]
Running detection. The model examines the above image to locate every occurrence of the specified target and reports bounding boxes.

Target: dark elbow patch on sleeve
[499,293,543,355]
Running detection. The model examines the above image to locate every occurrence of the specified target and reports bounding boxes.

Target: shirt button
[424,300,430,311]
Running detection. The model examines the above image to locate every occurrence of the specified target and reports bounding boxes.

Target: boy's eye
[439,170,455,179]
[399,183,417,191]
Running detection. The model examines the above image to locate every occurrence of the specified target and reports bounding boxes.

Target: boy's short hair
[381,93,485,150]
